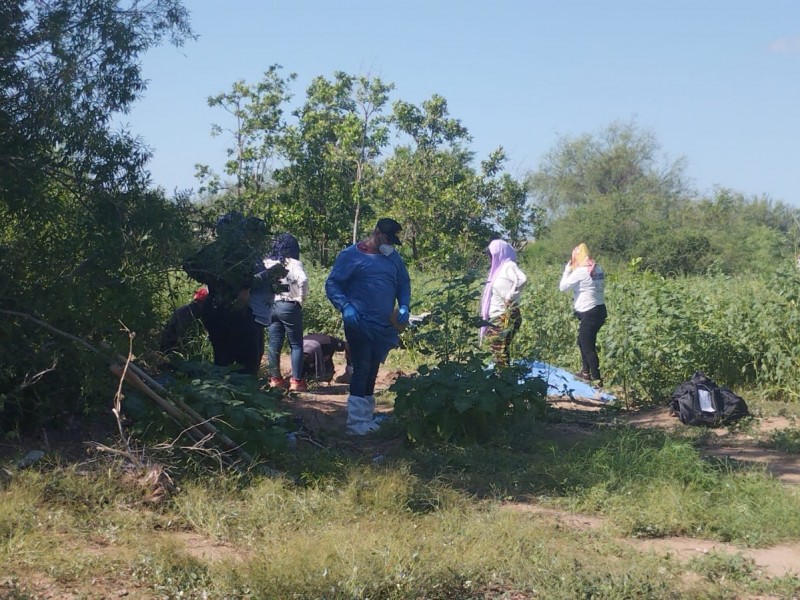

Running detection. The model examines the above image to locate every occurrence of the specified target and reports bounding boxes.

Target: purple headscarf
[480,239,517,338]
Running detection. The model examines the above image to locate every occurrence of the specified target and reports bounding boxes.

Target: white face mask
[379,244,395,256]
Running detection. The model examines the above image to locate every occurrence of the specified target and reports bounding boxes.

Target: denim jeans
[267,300,304,379]
[344,323,382,397]
[575,304,607,380]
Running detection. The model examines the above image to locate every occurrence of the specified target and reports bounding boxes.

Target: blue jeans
[344,323,382,397]
[267,300,304,379]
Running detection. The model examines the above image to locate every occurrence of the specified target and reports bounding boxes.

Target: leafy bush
[300,264,343,336]
[403,271,487,364]
[128,361,290,456]
[0,0,195,429]
[392,357,547,444]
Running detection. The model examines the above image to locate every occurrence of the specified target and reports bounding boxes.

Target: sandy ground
[5,354,800,597]
[278,354,800,579]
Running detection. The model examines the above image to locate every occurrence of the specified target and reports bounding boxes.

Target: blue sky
[126,0,800,206]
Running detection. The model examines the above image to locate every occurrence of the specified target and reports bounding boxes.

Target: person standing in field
[182,212,270,376]
[559,242,607,387]
[479,239,528,368]
[325,218,411,435]
[259,233,309,392]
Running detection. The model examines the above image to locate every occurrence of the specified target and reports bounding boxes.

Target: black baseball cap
[376,217,403,245]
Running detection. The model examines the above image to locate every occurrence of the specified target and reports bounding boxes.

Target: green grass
[3,418,800,598]
[762,428,800,454]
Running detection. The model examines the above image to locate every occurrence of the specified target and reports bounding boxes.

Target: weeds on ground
[762,428,800,454]
[4,418,800,597]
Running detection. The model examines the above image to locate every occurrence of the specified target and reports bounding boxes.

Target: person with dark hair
[256,233,309,392]
[183,212,277,375]
[302,333,350,383]
[325,218,411,435]
[559,242,607,388]
[479,239,527,368]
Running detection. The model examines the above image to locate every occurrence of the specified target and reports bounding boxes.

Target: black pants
[575,304,607,380]
[202,304,264,376]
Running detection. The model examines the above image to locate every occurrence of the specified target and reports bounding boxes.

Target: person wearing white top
[263,233,309,391]
[559,242,607,386]
[480,239,528,368]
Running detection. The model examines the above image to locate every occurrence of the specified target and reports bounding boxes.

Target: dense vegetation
[2,0,799,440]
[5,3,800,598]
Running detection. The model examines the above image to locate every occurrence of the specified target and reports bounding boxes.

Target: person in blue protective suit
[325,217,411,435]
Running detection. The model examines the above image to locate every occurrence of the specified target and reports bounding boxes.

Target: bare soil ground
[5,356,800,596]
[280,355,800,580]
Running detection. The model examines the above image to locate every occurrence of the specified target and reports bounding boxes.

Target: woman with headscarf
[559,243,607,387]
[480,239,528,368]
[257,233,309,391]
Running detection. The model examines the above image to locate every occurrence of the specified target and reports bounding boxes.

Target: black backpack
[669,371,750,427]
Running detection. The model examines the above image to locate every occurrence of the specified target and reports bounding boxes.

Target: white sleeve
[559,264,581,292]
[296,261,310,303]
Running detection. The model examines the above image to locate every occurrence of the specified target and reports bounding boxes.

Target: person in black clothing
[159,286,209,354]
[182,213,283,376]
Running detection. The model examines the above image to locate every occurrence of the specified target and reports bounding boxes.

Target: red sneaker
[289,378,308,392]
[269,377,288,389]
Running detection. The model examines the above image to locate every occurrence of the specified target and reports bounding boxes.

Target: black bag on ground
[669,371,749,427]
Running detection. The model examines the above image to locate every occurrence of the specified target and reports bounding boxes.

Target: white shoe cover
[346,395,380,435]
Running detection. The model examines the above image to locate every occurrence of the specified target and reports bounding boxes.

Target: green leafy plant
[762,428,800,454]
[129,362,290,456]
[391,356,547,444]
[404,271,487,365]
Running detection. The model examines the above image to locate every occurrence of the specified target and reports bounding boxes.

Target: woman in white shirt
[559,243,607,387]
[263,233,309,391]
[480,239,528,368]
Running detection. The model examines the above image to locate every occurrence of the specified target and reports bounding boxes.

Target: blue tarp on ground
[520,360,616,403]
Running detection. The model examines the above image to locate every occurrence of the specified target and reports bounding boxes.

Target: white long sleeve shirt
[487,261,528,320]
[264,257,309,304]
[559,263,605,313]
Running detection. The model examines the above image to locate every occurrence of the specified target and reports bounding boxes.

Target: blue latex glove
[342,303,359,327]
[397,304,410,325]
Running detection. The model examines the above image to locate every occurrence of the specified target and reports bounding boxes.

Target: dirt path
[281,357,800,578]
[623,406,800,485]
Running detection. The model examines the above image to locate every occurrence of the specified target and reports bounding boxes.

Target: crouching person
[325,218,411,435]
[302,333,350,384]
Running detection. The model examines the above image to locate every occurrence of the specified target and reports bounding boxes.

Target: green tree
[275,72,393,263]
[526,120,692,267]
[527,119,689,222]
[196,65,296,216]
[478,148,545,247]
[0,0,194,423]
[378,95,482,266]
[691,188,793,274]
[338,75,394,243]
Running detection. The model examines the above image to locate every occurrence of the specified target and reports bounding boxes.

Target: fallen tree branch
[109,363,210,448]
[0,310,110,359]
[119,357,258,465]
[3,309,277,474]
